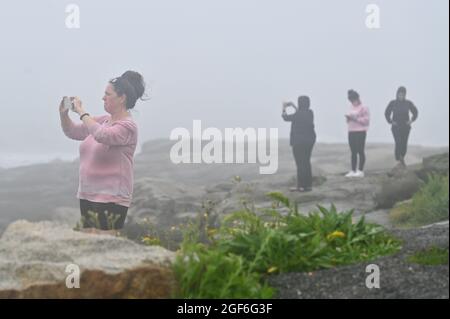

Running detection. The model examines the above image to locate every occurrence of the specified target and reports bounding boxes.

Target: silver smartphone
[62,96,74,111]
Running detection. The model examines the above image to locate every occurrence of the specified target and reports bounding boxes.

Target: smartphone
[62,96,74,111]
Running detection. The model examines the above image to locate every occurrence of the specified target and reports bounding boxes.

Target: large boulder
[0,220,176,298]
[375,169,422,209]
[375,153,448,209]
[415,152,449,181]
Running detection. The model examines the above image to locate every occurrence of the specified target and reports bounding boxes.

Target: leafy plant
[172,192,401,298]
[218,196,401,273]
[172,242,274,299]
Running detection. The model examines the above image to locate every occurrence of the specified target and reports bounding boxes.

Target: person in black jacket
[282,95,316,192]
[385,86,419,166]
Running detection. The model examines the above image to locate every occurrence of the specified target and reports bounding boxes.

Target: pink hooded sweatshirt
[346,104,370,132]
[62,115,138,207]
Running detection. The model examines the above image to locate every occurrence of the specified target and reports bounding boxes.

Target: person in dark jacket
[385,86,419,166]
[282,95,316,192]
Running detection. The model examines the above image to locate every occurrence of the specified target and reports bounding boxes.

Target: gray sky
[0,0,448,157]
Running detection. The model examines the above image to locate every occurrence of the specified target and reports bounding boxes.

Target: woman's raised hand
[72,97,85,115]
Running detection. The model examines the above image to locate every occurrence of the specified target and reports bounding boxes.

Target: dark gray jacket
[282,107,316,146]
[385,99,418,126]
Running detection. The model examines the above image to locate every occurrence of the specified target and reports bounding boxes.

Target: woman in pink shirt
[345,89,370,178]
[59,71,145,230]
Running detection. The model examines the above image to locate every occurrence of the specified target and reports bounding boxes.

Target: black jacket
[385,99,418,126]
[282,107,316,145]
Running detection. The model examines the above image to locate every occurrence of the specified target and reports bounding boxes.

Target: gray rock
[0,220,175,298]
[130,177,205,227]
[375,169,422,209]
[415,152,449,180]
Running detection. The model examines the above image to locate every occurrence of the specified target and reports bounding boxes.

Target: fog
[0,0,448,164]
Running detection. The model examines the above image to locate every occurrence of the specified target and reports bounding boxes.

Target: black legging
[79,199,128,230]
[292,141,315,189]
[348,131,366,171]
[391,125,411,161]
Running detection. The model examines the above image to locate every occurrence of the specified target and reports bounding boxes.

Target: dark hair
[397,86,407,95]
[347,89,360,103]
[109,70,146,109]
[297,95,310,109]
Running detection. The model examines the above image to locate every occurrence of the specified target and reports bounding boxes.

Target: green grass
[172,242,274,298]
[171,192,401,298]
[390,174,449,227]
[408,247,449,265]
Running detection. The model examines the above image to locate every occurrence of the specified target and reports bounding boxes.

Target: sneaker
[354,170,365,178]
[345,171,356,177]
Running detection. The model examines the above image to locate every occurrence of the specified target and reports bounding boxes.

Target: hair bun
[109,70,146,109]
[121,70,145,99]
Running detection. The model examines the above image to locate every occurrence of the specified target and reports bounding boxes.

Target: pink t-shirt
[62,115,138,207]
[346,104,370,132]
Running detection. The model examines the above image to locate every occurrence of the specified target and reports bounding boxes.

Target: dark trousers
[391,125,411,161]
[79,199,128,230]
[348,131,367,171]
[292,142,315,189]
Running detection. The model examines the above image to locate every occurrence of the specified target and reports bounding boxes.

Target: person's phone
[62,96,74,111]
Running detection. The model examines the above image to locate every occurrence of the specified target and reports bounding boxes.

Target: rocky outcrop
[212,173,381,217]
[128,170,382,232]
[375,152,449,209]
[126,147,447,231]
[130,177,206,227]
[375,168,422,209]
[414,152,449,181]
[0,143,447,235]
[0,220,176,298]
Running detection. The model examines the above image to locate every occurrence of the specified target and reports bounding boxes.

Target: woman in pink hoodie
[345,90,370,178]
[59,71,145,231]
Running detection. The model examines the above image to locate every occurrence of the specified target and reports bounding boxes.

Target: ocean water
[0,153,78,169]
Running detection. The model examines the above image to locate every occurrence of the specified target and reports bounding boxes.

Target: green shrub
[172,242,274,299]
[389,200,413,226]
[390,174,449,227]
[218,193,401,273]
[172,192,401,298]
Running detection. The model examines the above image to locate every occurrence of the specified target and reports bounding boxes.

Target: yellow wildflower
[267,266,278,274]
[327,231,346,240]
